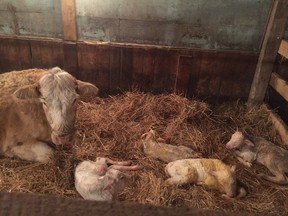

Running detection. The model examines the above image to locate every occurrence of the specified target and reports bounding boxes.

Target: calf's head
[226,131,254,149]
[104,169,131,193]
[13,67,99,147]
[210,165,237,197]
[226,131,245,149]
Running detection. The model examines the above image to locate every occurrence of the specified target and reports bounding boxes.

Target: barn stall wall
[0,0,273,100]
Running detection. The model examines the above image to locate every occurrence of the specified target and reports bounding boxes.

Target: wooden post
[247,0,288,107]
[61,0,77,41]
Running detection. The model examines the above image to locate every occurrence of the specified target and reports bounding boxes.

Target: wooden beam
[269,72,288,101]
[61,0,77,41]
[266,106,288,144]
[0,192,224,216]
[278,39,288,59]
[247,0,288,106]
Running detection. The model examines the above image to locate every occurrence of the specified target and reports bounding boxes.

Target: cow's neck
[13,98,52,140]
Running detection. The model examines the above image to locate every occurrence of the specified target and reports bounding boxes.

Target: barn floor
[0,92,288,215]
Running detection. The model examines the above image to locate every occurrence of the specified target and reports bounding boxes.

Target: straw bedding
[0,91,288,214]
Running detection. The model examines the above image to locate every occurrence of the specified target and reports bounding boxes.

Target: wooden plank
[77,43,95,82]
[120,47,133,91]
[142,49,156,92]
[269,72,288,101]
[63,42,78,77]
[278,39,288,58]
[264,105,288,144]
[267,86,288,124]
[109,47,121,93]
[77,44,111,93]
[247,0,288,106]
[175,56,193,95]
[0,192,224,216]
[61,0,77,41]
[153,50,178,93]
[131,48,144,90]
[199,52,222,97]
[131,48,155,92]
[182,51,257,99]
[0,38,32,73]
[96,45,111,93]
[29,40,64,69]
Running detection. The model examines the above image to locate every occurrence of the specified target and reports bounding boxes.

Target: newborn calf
[226,131,288,184]
[75,157,141,201]
[165,158,246,198]
[141,129,202,163]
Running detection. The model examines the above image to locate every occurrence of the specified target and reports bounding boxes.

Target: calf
[226,131,288,184]
[141,129,202,163]
[75,157,141,201]
[0,67,99,162]
[165,158,246,198]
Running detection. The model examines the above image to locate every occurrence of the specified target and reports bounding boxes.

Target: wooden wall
[0,36,258,99]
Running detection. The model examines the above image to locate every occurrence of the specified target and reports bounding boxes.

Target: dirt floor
[0,91,288,215]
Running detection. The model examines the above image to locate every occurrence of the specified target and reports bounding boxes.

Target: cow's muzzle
[52,133,75,147]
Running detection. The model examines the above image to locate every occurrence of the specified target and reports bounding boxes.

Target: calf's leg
[105,158,132,166]
[9,140,53,163]
[257,173,288,185]
[109,164,142,171]
[235,156,253,167]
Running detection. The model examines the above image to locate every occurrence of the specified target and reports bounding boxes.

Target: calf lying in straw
[75,157,142,201]
[165,158,246,198]
[226,131,288,184]
[141,129,202,163]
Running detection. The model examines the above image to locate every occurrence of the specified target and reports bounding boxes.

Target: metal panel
[76,0,272,51]
[0,0,62,38]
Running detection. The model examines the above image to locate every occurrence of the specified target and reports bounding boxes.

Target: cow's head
[13,67,99,147]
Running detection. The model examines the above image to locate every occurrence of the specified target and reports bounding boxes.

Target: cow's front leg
[9,140,54,163]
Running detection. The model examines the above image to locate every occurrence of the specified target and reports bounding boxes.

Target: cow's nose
[52,133,75,146]
[59,134,73,142]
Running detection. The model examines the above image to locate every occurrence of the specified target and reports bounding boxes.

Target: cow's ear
[13,84,40,99]
[76,80,99,96]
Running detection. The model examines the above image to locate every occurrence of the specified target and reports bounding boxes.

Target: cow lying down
[226,131,288,184]
[0,67,99,163]
[165,158,246,198]
[75,157,142,201]
[141,129,202,163]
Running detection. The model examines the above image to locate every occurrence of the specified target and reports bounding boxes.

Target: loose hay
[1,91,288,214]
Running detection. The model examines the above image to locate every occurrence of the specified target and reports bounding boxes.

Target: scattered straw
[0,91,287,214]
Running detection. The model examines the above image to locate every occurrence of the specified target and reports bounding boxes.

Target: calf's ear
[76,80,99,96]
[244,139,254,147]
[13,84,40,99]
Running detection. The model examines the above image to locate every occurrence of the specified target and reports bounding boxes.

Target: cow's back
[0,69,47,152]
[0,69,46,95]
